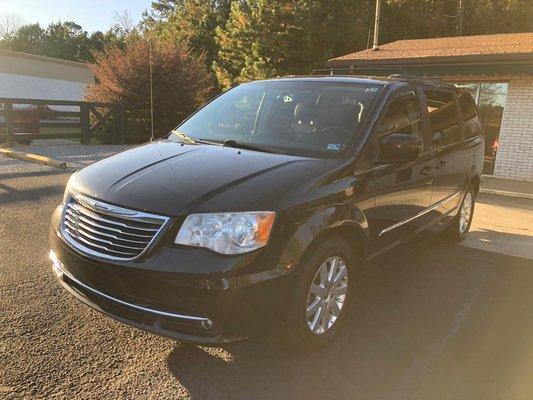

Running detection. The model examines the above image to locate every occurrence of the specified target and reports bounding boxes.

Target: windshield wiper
[171,131,218,146]
[222,139,286,154]
[171,130,197,144]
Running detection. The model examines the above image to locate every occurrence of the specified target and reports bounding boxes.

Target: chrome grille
[61,192,169,261]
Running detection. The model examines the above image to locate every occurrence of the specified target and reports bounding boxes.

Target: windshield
[170,80,383,157]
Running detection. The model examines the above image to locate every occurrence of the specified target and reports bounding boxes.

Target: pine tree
[145,0,231,67]
[213,0,304,89]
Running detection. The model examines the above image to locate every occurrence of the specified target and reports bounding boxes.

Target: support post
[4,101,14,147]
[118,105,126,144]
[80,103,90,145]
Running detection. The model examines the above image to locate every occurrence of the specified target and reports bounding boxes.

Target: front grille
[61,192,169,261]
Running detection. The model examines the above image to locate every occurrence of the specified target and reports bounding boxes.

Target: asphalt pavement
[1,147,533,399]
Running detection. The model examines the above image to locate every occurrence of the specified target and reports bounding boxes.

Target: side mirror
[379,133,421,163]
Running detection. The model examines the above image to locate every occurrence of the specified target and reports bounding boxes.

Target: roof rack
[310,67,371,78]
[387,74,456,88]
[309,68,456,88]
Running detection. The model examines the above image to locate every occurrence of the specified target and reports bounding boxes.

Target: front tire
[446,185,475,242]
[285,236,356,349]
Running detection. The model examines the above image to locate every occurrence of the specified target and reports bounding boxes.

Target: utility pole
[149,41,155,142]
[372,0,381,51]
[456,0,465,36]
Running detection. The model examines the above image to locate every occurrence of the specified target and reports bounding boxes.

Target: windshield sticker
[327,143,343,151]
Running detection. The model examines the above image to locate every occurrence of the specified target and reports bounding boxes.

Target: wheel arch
[276,205,370,275]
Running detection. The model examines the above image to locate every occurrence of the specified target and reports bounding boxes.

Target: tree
[86,37,214,140]
[144,0,231,67]
[461,0,533,35]
[0,13,24,40]
[213,0,373,89]
[0,20,128,62]
[41,21,88,60]
[380,0,533,41]
[297,0,373,68]
[213,0,305,89]
[0,23,46,55]
[380,0,458,41]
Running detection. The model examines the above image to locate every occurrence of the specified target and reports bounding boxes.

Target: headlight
[62,171,78,203]
[175,212,275,255]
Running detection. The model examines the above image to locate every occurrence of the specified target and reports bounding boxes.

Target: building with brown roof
[327,33,533,181]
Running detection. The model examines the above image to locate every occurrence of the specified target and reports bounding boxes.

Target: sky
[0,0,154,33]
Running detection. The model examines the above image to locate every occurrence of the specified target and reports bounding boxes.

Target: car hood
[71,140,325,216]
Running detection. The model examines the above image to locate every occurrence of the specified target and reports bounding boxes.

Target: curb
[479,188,533,200]
[0,148,68,169]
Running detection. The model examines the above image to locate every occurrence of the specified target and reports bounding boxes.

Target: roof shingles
[330,32,533,63]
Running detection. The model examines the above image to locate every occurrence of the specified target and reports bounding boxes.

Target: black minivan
[50,75,484,347]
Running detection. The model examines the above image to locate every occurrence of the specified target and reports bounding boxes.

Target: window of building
[423,90,461,148]
[455,82,508,174]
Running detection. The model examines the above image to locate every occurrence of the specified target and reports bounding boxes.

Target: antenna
[372,0,381,51]
[149,41,155,141]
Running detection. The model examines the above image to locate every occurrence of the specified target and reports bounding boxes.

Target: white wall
[494,77,533,182]
[0,72,88,102]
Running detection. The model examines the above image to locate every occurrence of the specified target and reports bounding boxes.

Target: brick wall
[494,77,533,182]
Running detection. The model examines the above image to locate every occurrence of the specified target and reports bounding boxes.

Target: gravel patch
[0,142,131,174]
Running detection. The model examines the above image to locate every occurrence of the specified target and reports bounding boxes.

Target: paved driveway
[1,148,532,399]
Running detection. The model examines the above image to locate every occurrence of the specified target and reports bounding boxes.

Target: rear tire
[284,236,356,349]
[446,185,475,242]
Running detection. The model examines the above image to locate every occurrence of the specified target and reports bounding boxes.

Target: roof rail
[310,68,371,78]
[387,74,455,88]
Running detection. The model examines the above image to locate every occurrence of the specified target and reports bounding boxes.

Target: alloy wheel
[306,256,349,335]
[459,191,473,233]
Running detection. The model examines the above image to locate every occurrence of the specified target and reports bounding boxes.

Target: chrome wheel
[459,191,473,233]
[306,256,349,335]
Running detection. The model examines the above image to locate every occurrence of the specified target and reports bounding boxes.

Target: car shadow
[0,183,65,204]
[0,169,69,180]
[166,240,533,400]
[461,227,533,260]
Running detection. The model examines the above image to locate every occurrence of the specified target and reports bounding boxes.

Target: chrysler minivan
[50,75,484,347]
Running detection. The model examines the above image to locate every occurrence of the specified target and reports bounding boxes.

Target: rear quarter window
[458,91,483,138]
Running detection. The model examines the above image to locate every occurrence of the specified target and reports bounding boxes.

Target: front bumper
[50,206,294,344]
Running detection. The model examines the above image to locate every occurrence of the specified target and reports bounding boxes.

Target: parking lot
[1,146,533,400]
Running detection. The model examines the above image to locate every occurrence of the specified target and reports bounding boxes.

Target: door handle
[436,160,446,169]
[421,166,433,175]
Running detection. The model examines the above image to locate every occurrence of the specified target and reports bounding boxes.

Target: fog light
[201,319,214,330]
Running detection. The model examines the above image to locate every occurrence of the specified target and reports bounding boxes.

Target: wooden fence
[0,98,127,146]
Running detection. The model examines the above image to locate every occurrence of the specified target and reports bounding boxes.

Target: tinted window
[172,81,382,158]
[375,90,423,142]
[457,91,483,138]
[424,90,461,147]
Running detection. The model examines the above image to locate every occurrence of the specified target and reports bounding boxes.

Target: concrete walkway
[461,193,533,260]
[481,176,533,200]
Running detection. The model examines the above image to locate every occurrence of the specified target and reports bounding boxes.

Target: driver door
[364,88,434,254]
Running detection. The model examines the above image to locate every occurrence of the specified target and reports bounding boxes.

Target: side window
[375,90,423,143]
[457,91,483,138]
[424,90,461,147]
